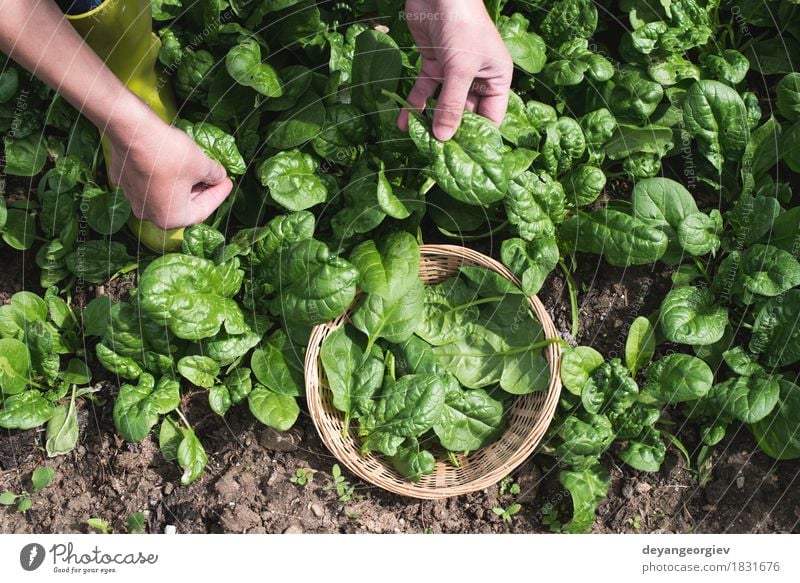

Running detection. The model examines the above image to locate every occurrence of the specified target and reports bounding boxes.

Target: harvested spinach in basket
[320,233,555,482]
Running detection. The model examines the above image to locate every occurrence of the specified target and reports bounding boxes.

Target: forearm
[0,0,159,144]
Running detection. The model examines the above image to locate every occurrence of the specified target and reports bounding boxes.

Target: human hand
[397,0,513,140]
[108,110,233,230]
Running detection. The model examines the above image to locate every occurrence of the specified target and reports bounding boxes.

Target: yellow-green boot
[67,0,184,253]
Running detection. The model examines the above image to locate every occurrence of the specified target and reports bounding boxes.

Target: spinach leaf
[433,387,505,452]
[248,385,300,431]
[351,279,425,346]
[659,286,728,346]
[66,241,135,284]
[177,356,220,388]
[0,337,31,395]
[498,13,546,74]
[618,427,666,472]
[739,244,800,298]
[433,297,551,395]
[360,374,446,456]
[81,187,131,236]
[749,379,800,460]
[563,164,606,207]
[320,326,384,422]
[559,463,609,534]
[560,346,604,396]
[0,391,54,430]
[625,316,655,376]
[265,92,325,149]
[351,30,402,113]
[177,427,207,485]
[682,80,750,170]
[258,150,328,211]
[642,354,713,403]
[348,232,420,299]
[388,438,436,482]
[45,392,79,457]
[409,111,509,206]
[312,103,369,162]
[677,211,722,257]
[559,209,668,267]
[251,329,305,397]
[581,359,638,415]
[2,134,47,176]
[113,374,180,442]
[139,254,246,340]
[95,344,143,381]
[604,124,674,162]
[501,237,560,296]
[749,290,800,367]
[176,120,246,175]
[777,73,800,122]
[632,177,699,263]
[503,171,564,241]
[225,38,282,97]
[270,239,358,326]
[712,374,780,424]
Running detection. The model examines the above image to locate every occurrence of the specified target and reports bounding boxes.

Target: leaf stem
[175,408,192,430]
[692,256,711,285]
[558,259,580,338]
[436,220,510,241]
[380,89,417,113]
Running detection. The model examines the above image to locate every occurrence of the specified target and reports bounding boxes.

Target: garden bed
[2,241,798,534]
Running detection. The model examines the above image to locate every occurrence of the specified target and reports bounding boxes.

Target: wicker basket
[304,244,562,499]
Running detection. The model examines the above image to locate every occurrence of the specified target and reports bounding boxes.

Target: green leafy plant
[87,517,112,534]
[498,476,521,496]
[320,234,558,482]
[1,0,800,529]
[290,468,316,487]
[1,467,56,513]
[323,464,361,503]
[126,512,146,533]
[492,503,522,524]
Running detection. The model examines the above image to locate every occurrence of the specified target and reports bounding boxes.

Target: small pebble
[635,482,651,494]
[259,427,303,452]
[284,524,304,534]
[311,503,324,518]
[163,483,174,496]
[622,484,634,498]
[164,525,177,534]
[736,476,745,489]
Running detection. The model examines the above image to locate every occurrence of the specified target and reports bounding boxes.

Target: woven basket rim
[305,244,563,499]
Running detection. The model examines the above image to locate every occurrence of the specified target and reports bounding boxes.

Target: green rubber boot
[67,0,184,253]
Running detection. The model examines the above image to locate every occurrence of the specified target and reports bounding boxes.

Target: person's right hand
[108,113,232,231]
[398,0,513,141]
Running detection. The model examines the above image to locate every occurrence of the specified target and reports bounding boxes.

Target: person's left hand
[397,0,513,140]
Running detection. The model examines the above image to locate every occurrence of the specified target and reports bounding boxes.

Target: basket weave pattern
[305,245,563,499]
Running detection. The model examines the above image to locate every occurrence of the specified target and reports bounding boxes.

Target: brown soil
[2,241,799,535]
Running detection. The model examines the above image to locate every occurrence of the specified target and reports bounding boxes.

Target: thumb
[187,177,233,225]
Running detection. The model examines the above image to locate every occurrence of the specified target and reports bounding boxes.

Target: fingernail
[435,126,457,141]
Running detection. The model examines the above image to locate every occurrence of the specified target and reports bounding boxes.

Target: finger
[433,66,475,140]
[477,92,511,127]
[187,177,234,225]
[398,74,440,131]
[466,92,481,113]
